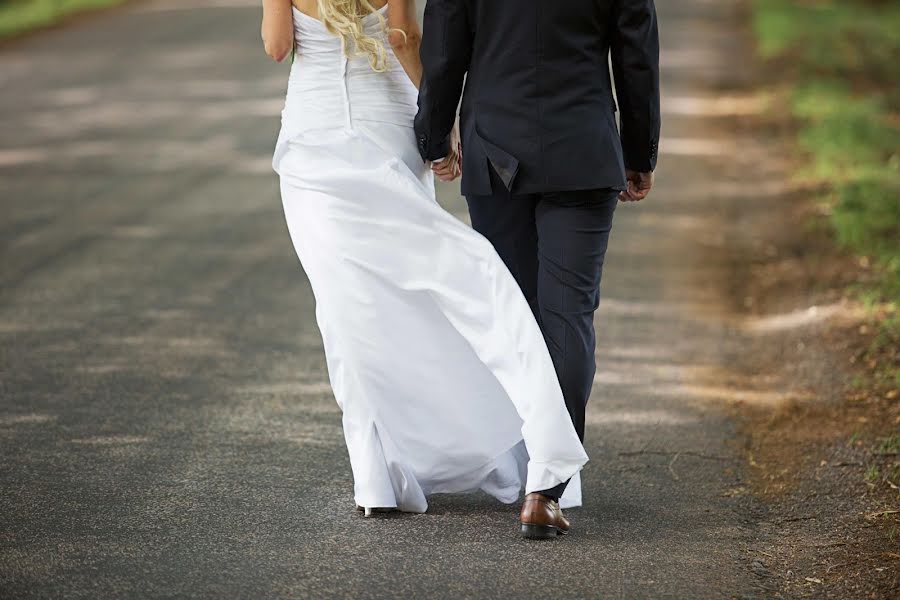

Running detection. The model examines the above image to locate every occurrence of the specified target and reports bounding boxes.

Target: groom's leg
[465,187,541,319]
[535,188,618,500]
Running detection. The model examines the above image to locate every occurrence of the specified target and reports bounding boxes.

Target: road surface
[1,1,769,597]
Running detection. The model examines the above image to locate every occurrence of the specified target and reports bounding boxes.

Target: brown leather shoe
[519,493,570,539]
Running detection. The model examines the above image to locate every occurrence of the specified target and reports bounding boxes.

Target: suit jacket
[414,0,660,196]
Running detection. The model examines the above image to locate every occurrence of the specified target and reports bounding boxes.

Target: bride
[261,0,587,534]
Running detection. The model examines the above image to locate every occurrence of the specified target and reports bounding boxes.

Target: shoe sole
[520,523,567,540]
[355,506,395,517]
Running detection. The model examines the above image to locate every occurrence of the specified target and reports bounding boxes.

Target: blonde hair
[317,0,393,72]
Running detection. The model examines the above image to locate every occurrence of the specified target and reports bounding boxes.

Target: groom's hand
[619,170,654,202]
[431,125,462,182]
[431,151,460,182]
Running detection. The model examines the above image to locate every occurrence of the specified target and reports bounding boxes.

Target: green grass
[878,434,900,454]
[865,463,881,483]
[753,0,900,86]
[752,0,900,303]
[0,0,130,39]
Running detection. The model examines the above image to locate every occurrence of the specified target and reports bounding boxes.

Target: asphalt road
[1,1,769,597]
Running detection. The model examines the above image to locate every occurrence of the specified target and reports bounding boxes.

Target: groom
[414,0,660,538]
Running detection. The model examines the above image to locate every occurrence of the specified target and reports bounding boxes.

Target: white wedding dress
[273,5,587,512]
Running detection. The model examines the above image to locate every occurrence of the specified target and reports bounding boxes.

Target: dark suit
[414,0,660,195]
[414,0,660,499]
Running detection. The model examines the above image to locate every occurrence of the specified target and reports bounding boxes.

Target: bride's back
[291,0,393,73]
[291,0,389,22]
[280,1,418,138]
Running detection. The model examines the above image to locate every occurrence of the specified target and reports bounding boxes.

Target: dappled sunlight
[664,93,769,117]
[661,136,734,157]
[660,383,811,407]
[61,140,119,157]
[70,435,150,445]
[144,135,269,173]
[48,86,102,107]
[142,308,193,321]
[23,98,282,137]
[586,409,699,427]
[661,48,718,72]
[6,133,272,174]
[0,319,83,333]
[599,298,684,318]
[24,102,188,135]
[671,178,791,199]
[628,211,709,232]
[216,394,343,448]
[743,303,853,333]
[0,414,57,426]
[235,382,335,397]
[594,362,684,386]
[180,79,249,97]
[0,148,48,167]
[1,102,281,174]
[103,334,232,359]
[666,356,818,411]
[109,225,164,239]
[155,47,229,70]
[598,298,726,321]
[124,74,288,97]
[605,345,673,361]
[75,363,133,375]
[190,98,284,119]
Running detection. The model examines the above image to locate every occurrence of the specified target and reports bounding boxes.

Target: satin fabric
[272,6,587,512]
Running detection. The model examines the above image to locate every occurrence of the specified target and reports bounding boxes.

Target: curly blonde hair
[317,0,393,72]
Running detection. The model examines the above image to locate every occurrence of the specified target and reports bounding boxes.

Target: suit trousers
[466,175,618,500]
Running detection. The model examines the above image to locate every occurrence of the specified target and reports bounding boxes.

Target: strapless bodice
[279,6,418,134]
[272,6,427,183]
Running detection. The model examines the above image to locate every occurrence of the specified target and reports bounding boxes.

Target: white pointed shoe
[356,505,392,517]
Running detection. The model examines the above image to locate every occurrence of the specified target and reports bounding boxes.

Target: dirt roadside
[700,5,900,597]
[725,151,900,597]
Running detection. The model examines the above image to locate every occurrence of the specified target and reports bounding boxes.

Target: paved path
[1,1,768,597]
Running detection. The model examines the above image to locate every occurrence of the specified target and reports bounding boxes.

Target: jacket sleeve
[414,0,472,162]
[610,0,660,172]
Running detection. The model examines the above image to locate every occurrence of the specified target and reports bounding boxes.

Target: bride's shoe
[355,505,392,517]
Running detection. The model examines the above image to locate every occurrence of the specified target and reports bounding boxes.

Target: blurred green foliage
[0,0,128,38]
[755,0,900,86]
[753,0,900,302]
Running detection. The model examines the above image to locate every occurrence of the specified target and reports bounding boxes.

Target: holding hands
[431,120,463,183]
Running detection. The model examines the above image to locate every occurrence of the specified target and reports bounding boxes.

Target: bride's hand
[450,119,463,172]
[432,120,463,182]
[431,152,460,183]
[261,0,294,63]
